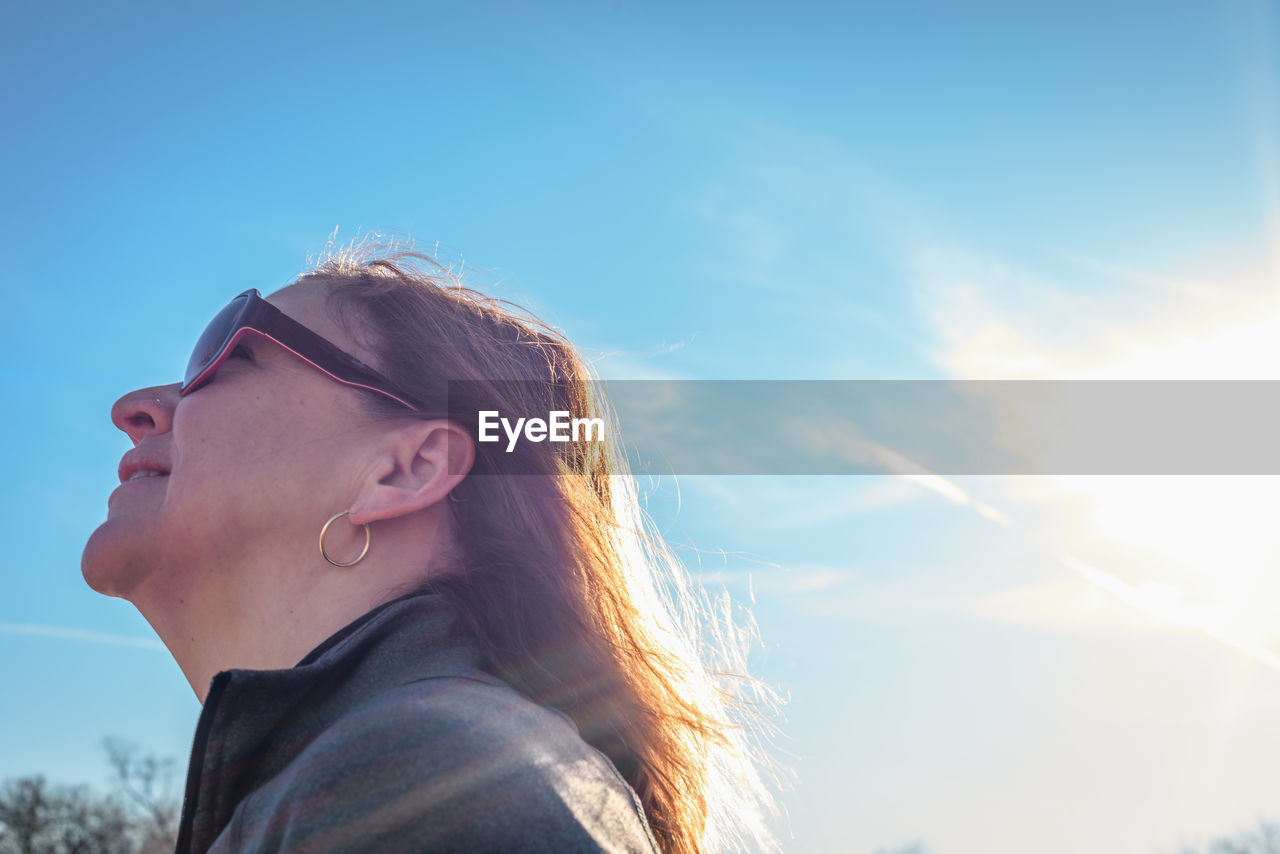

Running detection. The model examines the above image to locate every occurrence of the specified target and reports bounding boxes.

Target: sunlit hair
[295,240,783,854]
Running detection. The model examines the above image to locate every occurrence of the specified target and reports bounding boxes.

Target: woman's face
[82,284,385,608]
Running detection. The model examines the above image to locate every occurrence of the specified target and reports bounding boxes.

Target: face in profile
[82,284,384,610]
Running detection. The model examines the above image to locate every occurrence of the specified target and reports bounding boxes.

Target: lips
[117,450,172,485]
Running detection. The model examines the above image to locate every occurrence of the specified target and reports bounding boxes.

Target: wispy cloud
[677,475,924,532]
[585,335,702,381]
[695,565,852,595]
[0,622,164,651]
[656,96,1280,668]
[1227,0,1280,281]
[1059,555,1280,668]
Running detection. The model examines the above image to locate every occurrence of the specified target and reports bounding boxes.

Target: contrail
[0,622,165,651]
[1060,555,1280,669]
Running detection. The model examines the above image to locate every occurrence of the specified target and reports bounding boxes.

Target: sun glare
[930,266,1280,667]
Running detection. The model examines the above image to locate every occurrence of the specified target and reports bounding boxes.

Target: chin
[81,520,148,599]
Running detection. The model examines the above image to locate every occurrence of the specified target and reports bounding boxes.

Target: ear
[346,420,475,526]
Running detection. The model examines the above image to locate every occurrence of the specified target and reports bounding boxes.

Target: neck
[132,515,448,703]
[137,580,390,702]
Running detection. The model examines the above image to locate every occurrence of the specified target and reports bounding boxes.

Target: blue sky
[3,2,1279,852]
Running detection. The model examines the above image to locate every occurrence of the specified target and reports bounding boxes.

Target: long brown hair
[299,242,780,854]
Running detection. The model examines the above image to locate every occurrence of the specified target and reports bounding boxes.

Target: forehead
[264,283,376,365]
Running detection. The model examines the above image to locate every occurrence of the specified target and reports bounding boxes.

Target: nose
[111,384,180,446]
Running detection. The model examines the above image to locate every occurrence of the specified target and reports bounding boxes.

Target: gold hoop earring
[319,511,371,567]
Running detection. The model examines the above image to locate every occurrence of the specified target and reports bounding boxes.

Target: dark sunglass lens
[183,296,249,387]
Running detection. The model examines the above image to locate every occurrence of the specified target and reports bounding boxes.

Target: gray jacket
[175,593,660,853]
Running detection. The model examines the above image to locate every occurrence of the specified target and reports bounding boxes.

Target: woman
[82,245,778,853]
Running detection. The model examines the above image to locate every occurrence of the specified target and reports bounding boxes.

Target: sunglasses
[181,288,425,411]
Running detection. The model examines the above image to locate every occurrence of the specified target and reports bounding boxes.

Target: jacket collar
[175,592,497,853]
